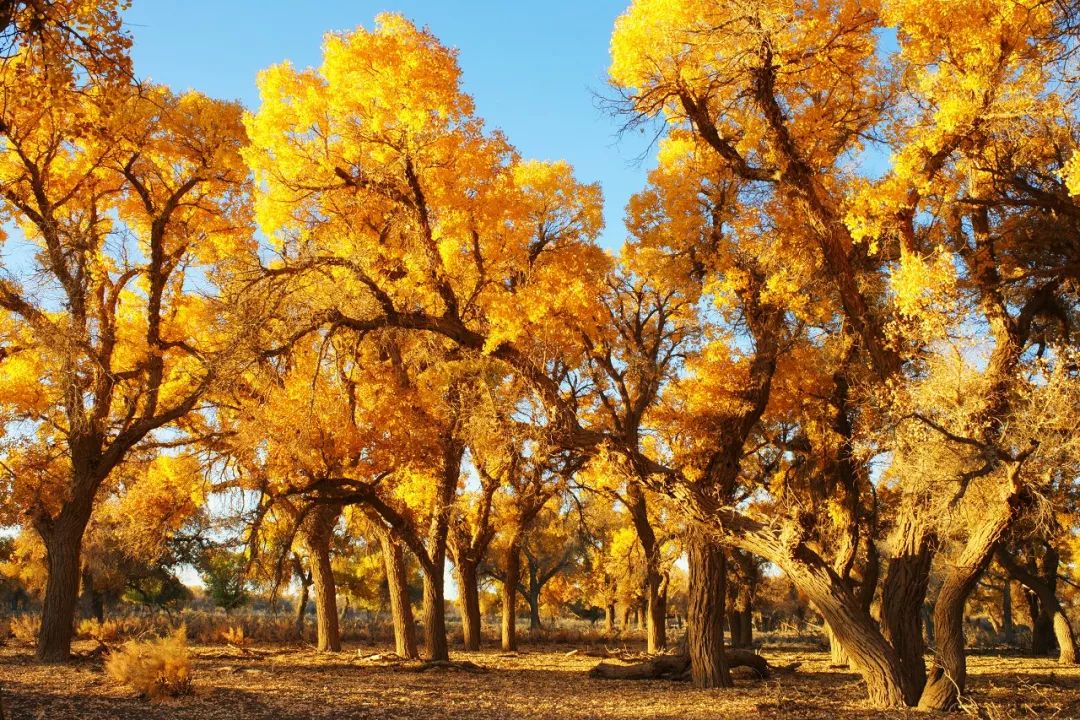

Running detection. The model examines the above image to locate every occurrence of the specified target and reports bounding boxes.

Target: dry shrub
[10,614,40,644]
[77,618,128,643]
[220,624,247,646]
[105,627,192,699]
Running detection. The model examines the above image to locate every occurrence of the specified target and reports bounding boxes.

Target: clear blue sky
[125,1,656,252]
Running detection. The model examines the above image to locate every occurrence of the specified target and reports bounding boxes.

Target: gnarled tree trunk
[35,499,93,662]
[687,538,730,688]
[422,564,449,661]
[291,553,312,641]
[825,622,849,666]
[919,487,1023,711]
[501,538,521,651]
[303,506,341,653]
[880,515,932,704]
[379,530,418,659]
[455,559,482,651]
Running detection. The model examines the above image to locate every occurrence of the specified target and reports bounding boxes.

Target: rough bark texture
[292,558,311,641]
[687,539,730,688]
[303,507,341,653]
[1002,577,1015,646]
[880,516,932,703]
[742,533,910,709]
[78,566,104,623]
[422,569,449,662]
[501,539,521,652]
[527,591,541,632]
[825,622,850,666]
[379,531,418,659]
[36,506,91,662]
[455,560,483,651]
[625,483,666,653]
[919,492,1020,711]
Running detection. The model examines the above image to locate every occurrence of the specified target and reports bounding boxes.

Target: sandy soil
[2,640,1078,719]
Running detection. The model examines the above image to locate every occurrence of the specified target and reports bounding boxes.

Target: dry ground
[2,640,1079,720]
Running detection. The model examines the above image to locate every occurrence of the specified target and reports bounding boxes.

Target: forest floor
[2,639,1079,720]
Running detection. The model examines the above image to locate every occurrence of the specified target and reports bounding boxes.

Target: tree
[0,18,251,658]
[608,0,1080,708]
[200,548,250,612]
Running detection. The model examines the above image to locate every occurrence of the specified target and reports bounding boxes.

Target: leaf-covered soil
[2,640,1078,719]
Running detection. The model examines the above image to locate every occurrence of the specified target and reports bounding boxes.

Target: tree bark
[687,538,730,688]
[294,577,310,641]
[646,574,667,653]
[36,505,92,662]
[998,546,1077,665]
[919,496,1019,711]
[626,483,667,653]
[501,538,521,651]
[303,507,341,653]
[379,531,418,659]
[455,559,482,651]
[880,515,932,703]
[79,565,104,623]
[422,564,449,661]
[1002,577,1015,646]
[527,590,541,631]
[605,604,616,633]
[825,622,849,666]
[740,532,909,709]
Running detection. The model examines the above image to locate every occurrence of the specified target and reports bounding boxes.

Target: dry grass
[9,614,39,644]
[104,628,193,699]
[219,625,248,647]
[2,637,1078,720]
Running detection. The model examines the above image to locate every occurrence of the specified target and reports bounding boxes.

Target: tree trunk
[527,591,541,631]
[739,607,753,648]
[36,508,91,663]
[605,604,616,633]
[1002,578,1015,646]
[646,572,667,653]
[621,604,631,629]
[825,622,849,666]
[418,437,458,662]
[998,546,1078,665]
[304,508,341,653]
[880,516,932,704]
[379,531,418,659]
[626,481,666,653]
[79,566,104,623]
[294,576,310,641]
[751,538,909,708]
[501,539,521,651]
[919,503,1016,711]
[455,559,482,651]
[728,610,744,649]
[1052,610,1078,665]
[422,563,449,661]
[687,538,730,688]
